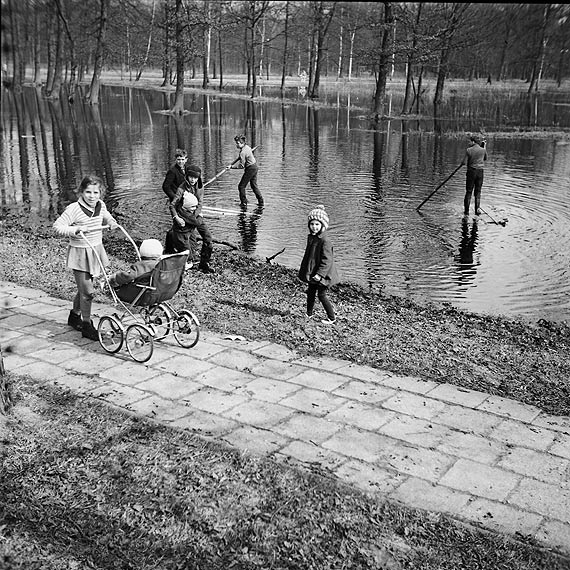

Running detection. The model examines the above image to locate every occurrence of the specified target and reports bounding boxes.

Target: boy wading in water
[461,133,487,218]
[298,204,340,325]
[229,135,264,208]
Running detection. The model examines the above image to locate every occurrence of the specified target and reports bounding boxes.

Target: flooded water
[1,83,570,323]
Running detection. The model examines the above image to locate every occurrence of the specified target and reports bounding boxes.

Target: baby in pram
[109,238,163,302]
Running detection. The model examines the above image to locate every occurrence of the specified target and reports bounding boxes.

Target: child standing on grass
[164,192,200,271]
[298,204,340,325]
[53,175,120,341]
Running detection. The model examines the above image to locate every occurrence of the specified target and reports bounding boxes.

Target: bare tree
[372,2,394,119]
[307,1,336,99]
[87,0,110,105]
[171,0,186,113]
[528,3,552,94]
[433,3,470,117]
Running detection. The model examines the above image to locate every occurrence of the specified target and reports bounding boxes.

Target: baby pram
[80,225,200,363]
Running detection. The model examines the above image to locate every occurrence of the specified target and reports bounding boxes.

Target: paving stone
[221,425,290,456]
[291,354,350,371]
[204,334,271,352]
[222,399,295,428]
[127,395,193,421]
[0,329,23,343]
[280,387,347,416]
[477,395,541,422]
[207,347,266,372]
[50,372,108,393]
[89,383,149,409]
[323,427,453,482]
[171,409,240,436]
[436,430,507,465]
[248,359,307,381]
[285,368,347,392]
[153,353,216,378]
[461,498,543,537]
[32,345,89,365]
[273,412,343,443]
[99,360,161,385]
[391,477,471,515]
[15,301,63,316]
[332,380,397,405]
[498,446,570,487]
[335,460,403,495]
[549,434,570,460]
[434,404,501,435]
[3,352,40,371]
[252,342,299,361]
[10,334,55,355]
[382,392,448,420]
[379,415,450,448]
[377,375,439,395]
[489,418,558,451]
[532,414,570,435]
[534,519,570,555]
[188,386,249,415]
[332,363,394,383]
[0,313,45,329]
[170,339,226,360]
[439,459,521,500]
[508,478,570,523]
[191,366,256,393]
[136,373,202,399]
[425,383,489,408]
[59,350,124,374]
[278,440,346,472]
[326,400,397,432]
[15,361,69,382]
[241,376,302,403]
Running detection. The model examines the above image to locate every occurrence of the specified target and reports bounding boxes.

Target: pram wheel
[144,304,172,340]
[98,316,124,353]
[172,309,200,348]
[125,324,154,363]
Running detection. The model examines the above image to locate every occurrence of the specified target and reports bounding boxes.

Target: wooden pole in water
[416,163,463,211]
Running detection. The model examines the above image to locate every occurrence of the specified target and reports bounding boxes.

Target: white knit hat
[183,192,199,210]
[139,239,163,258]
[307,204,329,230]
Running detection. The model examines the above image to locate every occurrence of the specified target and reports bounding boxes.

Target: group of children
[53,140,339,341]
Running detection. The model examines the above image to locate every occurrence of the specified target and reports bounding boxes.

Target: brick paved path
[1,280,569,554]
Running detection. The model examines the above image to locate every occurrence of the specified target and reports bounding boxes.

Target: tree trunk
[171,0,185,113]
[348,29,355,81]
[528,4,551,94]
[309,2,336,99]
[161,0,171,87]
[402,2,422,114]
[202,0,211,88]
[218,26,223,90]
[87,0,110,105]
[136,0,156,81]
[280,1,290,92]
[373,2,394,118]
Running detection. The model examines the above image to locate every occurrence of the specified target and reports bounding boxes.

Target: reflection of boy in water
[457,218,479,266]
[461,134,487,218]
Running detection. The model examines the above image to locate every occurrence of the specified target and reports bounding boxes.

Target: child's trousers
[307,282,335,320]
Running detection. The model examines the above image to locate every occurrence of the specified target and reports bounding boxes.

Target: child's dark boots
[81,320,100,341]
[68,310,83,331]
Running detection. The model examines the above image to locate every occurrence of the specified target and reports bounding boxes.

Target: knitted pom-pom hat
[307,204,329,231]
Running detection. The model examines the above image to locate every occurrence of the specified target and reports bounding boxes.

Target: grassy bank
[2,215,569,417]
[2,375,568,570]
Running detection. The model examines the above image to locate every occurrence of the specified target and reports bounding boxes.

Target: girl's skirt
[66,244,109,278]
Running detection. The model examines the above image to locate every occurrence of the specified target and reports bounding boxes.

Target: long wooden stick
[416,164,463,211]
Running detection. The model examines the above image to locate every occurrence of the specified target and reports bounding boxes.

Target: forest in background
[2,2,569,118]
